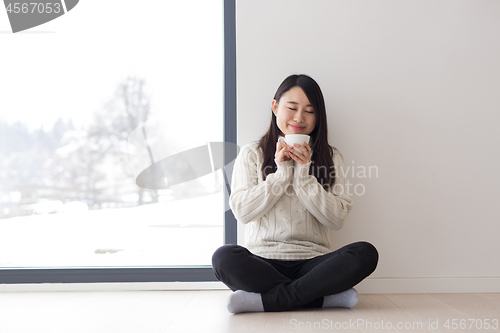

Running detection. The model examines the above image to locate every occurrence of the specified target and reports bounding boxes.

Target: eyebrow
[286,101,313,107]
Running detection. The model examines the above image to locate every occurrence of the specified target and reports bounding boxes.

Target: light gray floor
[1,290,499,333]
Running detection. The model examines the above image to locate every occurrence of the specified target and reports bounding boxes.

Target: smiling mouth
[289,125,305,130]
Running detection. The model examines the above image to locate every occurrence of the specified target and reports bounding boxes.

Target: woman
[212,74,378,313]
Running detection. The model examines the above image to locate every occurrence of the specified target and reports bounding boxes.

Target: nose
[294,111,305,123]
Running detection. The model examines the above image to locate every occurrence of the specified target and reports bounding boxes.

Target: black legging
[212,241,378,312]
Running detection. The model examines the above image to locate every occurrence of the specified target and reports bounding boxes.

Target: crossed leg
[211,241,378,312]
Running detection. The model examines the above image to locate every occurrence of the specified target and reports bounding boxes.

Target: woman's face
[272,86,317,136]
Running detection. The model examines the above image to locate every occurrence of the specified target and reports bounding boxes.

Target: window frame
[0,0,237,284]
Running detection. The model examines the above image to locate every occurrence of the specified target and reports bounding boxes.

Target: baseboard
[1,278,499,293]
[0,281,229,292]
[355,277,500,294]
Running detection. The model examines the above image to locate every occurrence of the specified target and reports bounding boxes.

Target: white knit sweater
[229,138,354,260]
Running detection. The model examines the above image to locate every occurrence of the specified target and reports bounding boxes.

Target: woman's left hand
[288,141,311,164]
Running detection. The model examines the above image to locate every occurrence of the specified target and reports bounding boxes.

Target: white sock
[227,290,264,314]
[322,288,359,308]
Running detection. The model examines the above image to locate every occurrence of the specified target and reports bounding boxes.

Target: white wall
[236,0,500,293]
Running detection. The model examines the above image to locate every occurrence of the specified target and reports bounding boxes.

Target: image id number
[444,319,499,330]
[6,3,62,14]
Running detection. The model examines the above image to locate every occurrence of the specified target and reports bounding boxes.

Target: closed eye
[287,107,314,114]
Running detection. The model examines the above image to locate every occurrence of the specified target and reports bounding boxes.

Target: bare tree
[91,76,157,205]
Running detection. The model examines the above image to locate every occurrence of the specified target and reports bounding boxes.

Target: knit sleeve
[292,149,353,230]
[229,144,293,224]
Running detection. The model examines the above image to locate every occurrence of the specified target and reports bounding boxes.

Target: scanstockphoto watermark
[289,318,499,330]
[264,162,379,197]
[290,318,437,330]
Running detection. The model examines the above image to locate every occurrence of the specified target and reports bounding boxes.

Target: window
[0,0,236,283]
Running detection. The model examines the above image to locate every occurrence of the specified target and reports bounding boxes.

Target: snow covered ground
[0,192,224,267]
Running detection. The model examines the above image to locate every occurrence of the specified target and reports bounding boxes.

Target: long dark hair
[257,74,338,190]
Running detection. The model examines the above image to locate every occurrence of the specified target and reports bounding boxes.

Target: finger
[292,144,306,155]
[300,144,310,155]
[289,148,299,158]
[290,150,307,163]
[280,148,290,158]
[289,146,302,156]
[290,152,302,163]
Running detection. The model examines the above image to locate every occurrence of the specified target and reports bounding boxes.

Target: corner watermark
[290,318,499,330]
[3,0,79,33]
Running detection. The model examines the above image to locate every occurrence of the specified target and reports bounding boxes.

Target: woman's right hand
[275,141,292,163]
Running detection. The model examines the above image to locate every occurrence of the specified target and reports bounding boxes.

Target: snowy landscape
[0,0,226,269]
[0,192,224,268]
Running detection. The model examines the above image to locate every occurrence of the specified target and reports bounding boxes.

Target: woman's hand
[275,141,292,163]
[288,141,312,164]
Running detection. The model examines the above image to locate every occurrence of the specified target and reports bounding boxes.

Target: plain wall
[235,0,500,292]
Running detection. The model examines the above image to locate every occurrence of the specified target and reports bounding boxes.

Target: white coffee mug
[278,134,310,153]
